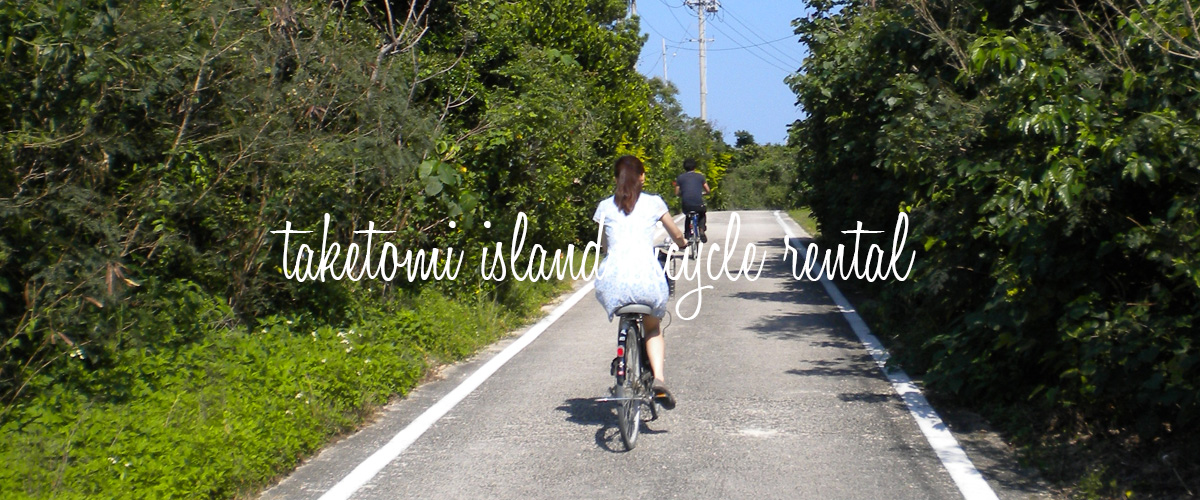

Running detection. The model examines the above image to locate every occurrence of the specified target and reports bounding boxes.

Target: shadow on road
[556,397,668,453]
[785,355,881,380]
[807,339,859,349]
[724,238,851,343]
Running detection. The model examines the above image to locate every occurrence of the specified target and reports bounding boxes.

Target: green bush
[0,281,561,499]
[722,142,800,210]
[0,0,677,497]
[790,0,1199,437]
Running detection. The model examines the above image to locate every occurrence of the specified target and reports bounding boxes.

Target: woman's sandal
[652,381,677,410]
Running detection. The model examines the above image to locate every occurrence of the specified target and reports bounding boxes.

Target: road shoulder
[777,211,1057,499]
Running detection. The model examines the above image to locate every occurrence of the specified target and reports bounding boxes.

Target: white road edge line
[318,281,596,500]
[771,210,999,500]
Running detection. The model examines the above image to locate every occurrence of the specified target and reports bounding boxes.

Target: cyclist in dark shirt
[673,158,710,242]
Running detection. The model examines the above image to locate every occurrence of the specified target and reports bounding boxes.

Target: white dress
[593,194,671,320]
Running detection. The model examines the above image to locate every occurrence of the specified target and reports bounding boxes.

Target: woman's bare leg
[643,315,665,382]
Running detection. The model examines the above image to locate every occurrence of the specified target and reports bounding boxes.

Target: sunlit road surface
[261,211,997,500]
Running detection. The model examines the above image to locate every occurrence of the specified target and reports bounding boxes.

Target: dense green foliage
[638,77,731,209]
[790,0,1199,492]
[0,0,727,497]
[422,0,656,244]
[0,288,562,499]
[722,133,801,210]
[1,0,448,402]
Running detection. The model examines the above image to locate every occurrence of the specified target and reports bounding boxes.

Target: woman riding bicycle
[593,155,688,409]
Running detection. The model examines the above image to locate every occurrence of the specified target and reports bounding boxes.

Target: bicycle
[683,211,702,259]
[594,244,680,451]
[601,303,658,451]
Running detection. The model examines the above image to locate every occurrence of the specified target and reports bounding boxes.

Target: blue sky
[632,0,811,145]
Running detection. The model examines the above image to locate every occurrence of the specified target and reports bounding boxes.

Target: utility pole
[662,38,668,80]
[685,0,719,122]
[697,4,706,121]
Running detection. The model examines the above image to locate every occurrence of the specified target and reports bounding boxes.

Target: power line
[705,21,794,73]
[708,14,796,70]
[639,15,687,45]
[643,38,679,81]
[721,7,805,67]
[667,35,797,52]
[640,50,665,75]
[662,0,693,35]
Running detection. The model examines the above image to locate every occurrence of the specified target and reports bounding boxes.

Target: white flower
[295,392,303,399]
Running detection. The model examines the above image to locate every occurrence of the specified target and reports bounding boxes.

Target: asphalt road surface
[261,211,1033,500]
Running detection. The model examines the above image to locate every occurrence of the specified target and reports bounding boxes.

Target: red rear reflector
[616,347,625,357]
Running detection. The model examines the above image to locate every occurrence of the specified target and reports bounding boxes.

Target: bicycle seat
[615,304,654,316]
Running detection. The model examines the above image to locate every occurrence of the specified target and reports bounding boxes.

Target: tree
[789,0,1200,460]
[734,130,757,148]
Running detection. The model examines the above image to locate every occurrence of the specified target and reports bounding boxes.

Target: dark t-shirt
[675,171,706,208]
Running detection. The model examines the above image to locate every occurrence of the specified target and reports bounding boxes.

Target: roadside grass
[785,207,820,238]
[994,406,1200,499]
[0,278,570,500]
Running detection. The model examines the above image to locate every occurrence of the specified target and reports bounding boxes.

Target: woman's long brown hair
[613,155,644,215]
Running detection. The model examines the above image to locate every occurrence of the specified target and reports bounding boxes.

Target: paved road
[261,211,1004,500]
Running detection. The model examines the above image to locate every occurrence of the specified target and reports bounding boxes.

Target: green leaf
[437,162,457,185]
[459,192,479,212]
[424,177,443,197]
[418,159,436,179]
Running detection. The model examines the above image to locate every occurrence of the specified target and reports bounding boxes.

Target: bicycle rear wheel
[617,321,642,450]
[687,214,701,258]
